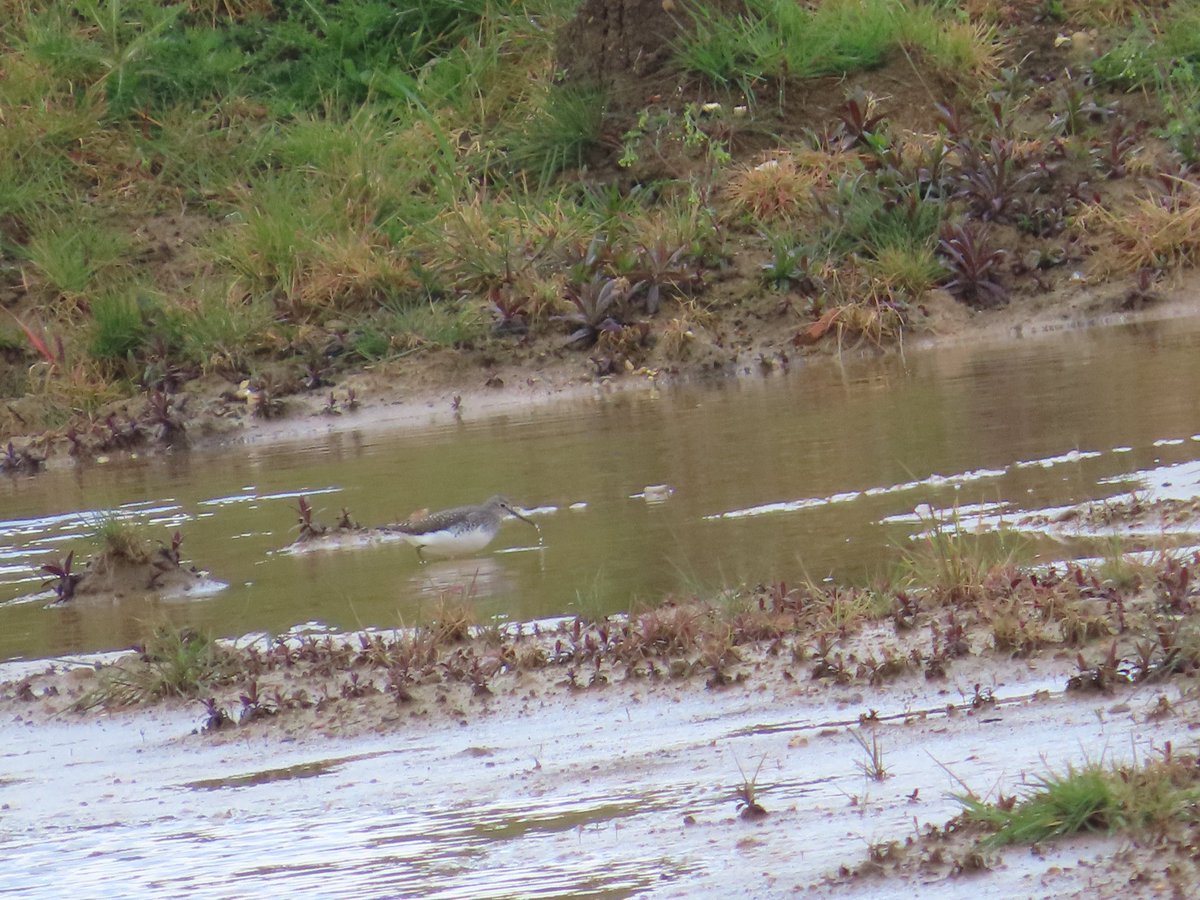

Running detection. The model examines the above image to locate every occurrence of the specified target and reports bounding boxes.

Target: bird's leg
[416,546,428,565]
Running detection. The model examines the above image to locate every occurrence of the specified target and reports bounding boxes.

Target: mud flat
[4,566,1200,897]
[0,649,1193,897]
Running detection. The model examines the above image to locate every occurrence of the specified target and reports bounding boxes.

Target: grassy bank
[2,0,1200,463]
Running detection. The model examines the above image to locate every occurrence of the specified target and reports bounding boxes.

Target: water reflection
[409,558,511,599]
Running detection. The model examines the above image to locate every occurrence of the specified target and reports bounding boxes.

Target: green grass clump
[89,513,151,563]
[352,300,484,360]
[962,766,1117,848]
[23,219,130,302]
[960,753,1200,850]
[898,507,1030,605]
[827,177,944,258]
[212,165,418,321]
[1093,4,1200,160]
[1093,6,1200,89]
[223,0,492,112]
[676,0,996,90]
[0,0,586,398]
[89,290,152,362]
[414,192,586,294]
[13,0,494,118]
[181,293,275,374]
[1091,536,1155,591]
[868,244,944,296]
[392,302,483,347]
[79,626,236,708]
[502,86,608,183]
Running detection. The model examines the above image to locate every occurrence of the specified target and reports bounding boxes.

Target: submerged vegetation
[0,0,1198,456]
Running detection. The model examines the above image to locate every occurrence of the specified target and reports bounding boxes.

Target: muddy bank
[122,281,1200,452]
[11,272,1200,473]
[208,281,1200,455]
[12,520,225,612]
[1,633,1195,898]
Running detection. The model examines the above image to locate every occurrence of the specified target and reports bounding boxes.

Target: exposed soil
[10,641,1187,897]
[555,0,686,101]
[30,538,224,606]
[1020,495,1200,537]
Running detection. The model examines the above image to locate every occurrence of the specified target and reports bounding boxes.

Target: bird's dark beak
[507,505,538,528]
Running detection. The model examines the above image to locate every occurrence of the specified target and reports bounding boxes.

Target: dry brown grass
[300,233,413,313]
[813,266,912,348]
[721,153,828,224]
[93,518,151,566]
[956,0,1017,24]
[420,196,581,294]
[507,272,566,326]
[656,316,701,360]
[187,0,274,24]
[26,358,127,421]
[626,601,707,657]
[832,300,908,348]
[1082,189,1200,274]
[426,597,478,645]
[919,19,1006,84]
[1064,0,1145,26]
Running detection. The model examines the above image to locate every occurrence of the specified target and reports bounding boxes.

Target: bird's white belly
[403,527,494,557]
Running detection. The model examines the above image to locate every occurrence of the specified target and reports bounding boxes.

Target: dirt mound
[555,0,692,101]
[37,532,223,605]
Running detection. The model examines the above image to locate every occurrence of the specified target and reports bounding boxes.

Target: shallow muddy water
[3,316,1200,661]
